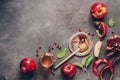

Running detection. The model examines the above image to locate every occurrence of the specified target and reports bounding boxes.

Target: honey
[41,56,53,68]
[40,52,56,70]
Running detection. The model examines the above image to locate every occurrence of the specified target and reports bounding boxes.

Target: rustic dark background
[0,0,120,80]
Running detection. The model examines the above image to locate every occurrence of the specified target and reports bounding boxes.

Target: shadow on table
[61,75,74,80]
[19,71,35,80]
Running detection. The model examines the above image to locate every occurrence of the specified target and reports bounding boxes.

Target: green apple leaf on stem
[72,62,83,69]
[81,55,90,67]
[81,55,94,68]
[72,62,88,75]
[72,55,94,77]
[85,55,94,68]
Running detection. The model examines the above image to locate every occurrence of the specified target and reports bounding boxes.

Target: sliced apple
[94,40,102,57]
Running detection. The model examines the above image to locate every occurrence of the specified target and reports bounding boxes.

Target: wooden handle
[54,48,80,69]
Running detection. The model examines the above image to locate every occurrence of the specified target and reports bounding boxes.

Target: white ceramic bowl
[69,32,92,56]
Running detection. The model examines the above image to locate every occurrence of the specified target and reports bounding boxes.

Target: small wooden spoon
[54,48,81,69]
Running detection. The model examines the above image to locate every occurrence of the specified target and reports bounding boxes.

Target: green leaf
[85,55,94,68]
[57,48,67,58]
[81,55,94,68]
[81,55,90,67]
[108,18,115,28]
[72,62,83,69]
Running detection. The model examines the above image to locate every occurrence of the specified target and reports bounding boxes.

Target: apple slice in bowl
[69,32,92,56]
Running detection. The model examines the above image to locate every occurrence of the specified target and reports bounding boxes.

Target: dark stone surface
[0,0,120,80]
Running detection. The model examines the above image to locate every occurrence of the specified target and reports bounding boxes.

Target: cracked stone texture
[0,0,120,80]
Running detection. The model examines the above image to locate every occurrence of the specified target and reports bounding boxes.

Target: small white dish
[69,32,92,56]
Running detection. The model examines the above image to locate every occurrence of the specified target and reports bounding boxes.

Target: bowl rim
[69,32,92,56]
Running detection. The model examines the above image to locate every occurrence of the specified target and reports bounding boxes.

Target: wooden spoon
[54,48,80,69]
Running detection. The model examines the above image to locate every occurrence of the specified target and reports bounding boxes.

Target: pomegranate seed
[56,45,61,49]
[111,31,114,34]
[88,32,91,36]
[36,49,39,53]
[58,46,61,49]
[48,49,51,52]
[51,70,55,75]
[54,41,58,45]
[36,53,39,57]
[38,46,41,49]
[48,46,54,50]
[48,48,51,51]
[92,33,94,36]
[51,46,54,50]
[78,34,87,40]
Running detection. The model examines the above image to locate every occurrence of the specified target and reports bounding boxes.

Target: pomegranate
[94,21,108,39]
[106,35,120,56]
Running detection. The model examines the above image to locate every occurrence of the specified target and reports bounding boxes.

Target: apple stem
[83,68,90,78]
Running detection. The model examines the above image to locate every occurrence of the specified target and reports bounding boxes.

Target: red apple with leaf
[90,2,107,19]
[20,57,36,74]
[61,63,77,78]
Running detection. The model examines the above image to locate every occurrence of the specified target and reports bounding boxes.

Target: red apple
[20,57,36,74]
[90,2,107,19]
[61,63,76,77]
